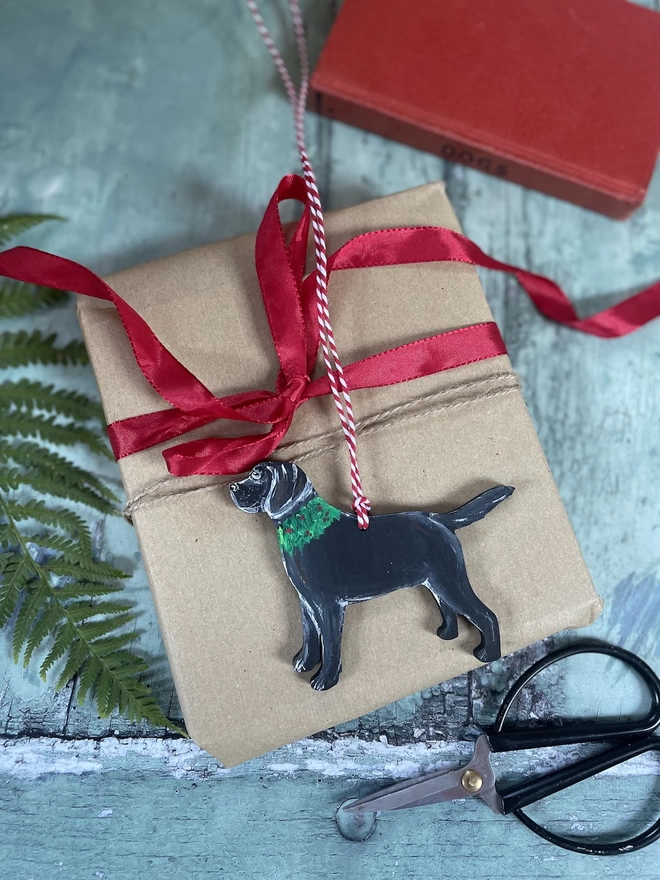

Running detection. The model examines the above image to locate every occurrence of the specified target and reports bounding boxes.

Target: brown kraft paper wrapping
[76,182,603,766]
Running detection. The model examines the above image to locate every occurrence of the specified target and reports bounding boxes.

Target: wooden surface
[1,0,660,877]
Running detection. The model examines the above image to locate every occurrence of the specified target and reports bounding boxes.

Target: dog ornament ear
[262,462,310,520]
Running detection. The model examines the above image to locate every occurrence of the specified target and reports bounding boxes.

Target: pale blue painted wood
[4,758,660,879]
[1,0,660,876]
[2,734,660,879]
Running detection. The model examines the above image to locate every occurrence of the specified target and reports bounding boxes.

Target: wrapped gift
[73,179,602,766]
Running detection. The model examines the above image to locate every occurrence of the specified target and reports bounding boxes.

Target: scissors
[345,643,660,855]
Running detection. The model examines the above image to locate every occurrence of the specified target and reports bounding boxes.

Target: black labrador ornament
[230,462,513,691]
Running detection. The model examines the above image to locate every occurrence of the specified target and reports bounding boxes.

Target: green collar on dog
[277,496,341,553]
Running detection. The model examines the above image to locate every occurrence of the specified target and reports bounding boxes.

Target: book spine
[311,90,639,220]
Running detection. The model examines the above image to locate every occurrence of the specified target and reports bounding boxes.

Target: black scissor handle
[500,736,660,813]
[501,737,660,855]
[488,641,660,855]
[486,641,660,753]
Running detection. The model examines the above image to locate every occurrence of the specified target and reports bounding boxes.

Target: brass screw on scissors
[461,769,483,793]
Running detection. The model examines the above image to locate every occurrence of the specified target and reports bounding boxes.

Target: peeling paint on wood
[2,745,660,880]
[2,735,660,782]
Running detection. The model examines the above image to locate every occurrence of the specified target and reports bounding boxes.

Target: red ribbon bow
[0,174,659,478]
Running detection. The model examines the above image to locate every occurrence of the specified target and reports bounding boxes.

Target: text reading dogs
[230,462,513,691]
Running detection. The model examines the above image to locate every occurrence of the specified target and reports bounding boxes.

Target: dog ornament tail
[432,486,515,532]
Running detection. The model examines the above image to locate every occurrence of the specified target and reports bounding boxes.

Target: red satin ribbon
[0,174,658,477]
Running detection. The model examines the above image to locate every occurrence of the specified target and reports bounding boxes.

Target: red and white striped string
[245,0,371,528]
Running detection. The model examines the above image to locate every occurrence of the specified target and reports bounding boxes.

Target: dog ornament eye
[251,466,264,480]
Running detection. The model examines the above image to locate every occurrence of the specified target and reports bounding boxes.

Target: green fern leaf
[0,282,69,319]
[58,599,100,623]
[76,614,134,642]
[55,638,89,691]
[23,601,62,665]
[23,532,79,556]
[0,379,104,422]
[101,677,122,717]
[12,584,46,662]
[0,330,89,367]
[95,668,115,716]
[39,622,76,679]
[47,559,129,583]
[99,649,146,669]
[87,632,139,656]
[1,507,184,732]
[0,442,118,503]
[0,469,116,515]
[50,600,131,627]
[56,599,130,623]
[0,214,63,247]
[0,553,33,626]
[55,582,124,600]
[5,500,92,549]
[113,679,176,729]
[3,410,111,458]
[107,656,148,680]
[76,655,102,705]
[0,217,184,735]
[81,600,134,617]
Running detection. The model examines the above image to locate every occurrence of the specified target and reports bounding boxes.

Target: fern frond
[77,647,177,728]
[2,410,110,458]
[0,214,63,248]
[6,501,92,551]
[70,600,133,618]
[96,668,118,716]
[60,599,105,622]
[39,622,76,678]
[23,533,104,567]
[0,552,33,626]
[0,213,183,735]
[0,468,116,515]
[0,379,104,422]
[23,531,77,553]
[55,582,124,600]
[0,442,117,503]
[76,614,134,643]
[12,583,46,662]
[0,282,69,319]
[0,497,184,734]
[104,654,148,678]
[55,638,90,691]
[86,632,139,656]
[46,558,129,582]
[76,656,102,704]
[23,601,63,665]
[5,499,90,535]
[0,330,89,367]
[113,679,176,728]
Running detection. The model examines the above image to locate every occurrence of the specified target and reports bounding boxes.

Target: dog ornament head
[229,461,313,521]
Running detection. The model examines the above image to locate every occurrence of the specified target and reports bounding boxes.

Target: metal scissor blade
[345,735,504,816]
[345,767,466,814]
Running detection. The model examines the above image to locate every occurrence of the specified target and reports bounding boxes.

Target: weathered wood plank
[2,736,660,880]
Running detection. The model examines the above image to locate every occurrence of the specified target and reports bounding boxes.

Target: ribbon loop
[255,175,311,382]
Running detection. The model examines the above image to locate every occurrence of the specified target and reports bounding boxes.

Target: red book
[310,0,660,218]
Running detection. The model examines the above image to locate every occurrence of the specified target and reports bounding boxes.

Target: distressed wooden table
[2,1,660,878]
